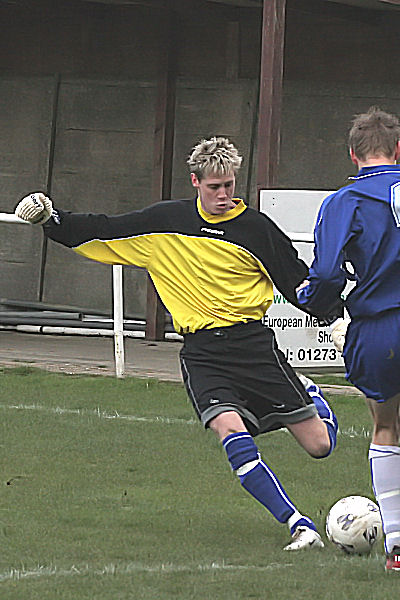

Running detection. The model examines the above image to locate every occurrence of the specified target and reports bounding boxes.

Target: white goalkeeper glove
[15,192,53,225]
[329,317,350,354]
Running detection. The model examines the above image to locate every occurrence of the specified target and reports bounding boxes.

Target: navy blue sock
[223,432,300,524]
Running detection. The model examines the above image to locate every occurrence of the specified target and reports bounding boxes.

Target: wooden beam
[256,0,286,201]
[145,5,177,341]
[146,276,166,341]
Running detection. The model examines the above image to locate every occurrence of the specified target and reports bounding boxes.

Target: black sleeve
[43,209,124,247]
[42,202,169,248]
[262,216,343,322]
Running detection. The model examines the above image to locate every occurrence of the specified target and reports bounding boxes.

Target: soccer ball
[326,495,383,554]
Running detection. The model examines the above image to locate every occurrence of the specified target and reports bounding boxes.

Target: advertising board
[260,190,349,369]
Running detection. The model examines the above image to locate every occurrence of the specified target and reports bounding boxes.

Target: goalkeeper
[15,136,341,552]
[296,107,400,572]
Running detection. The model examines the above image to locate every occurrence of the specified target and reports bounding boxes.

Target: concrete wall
[280,3,400,190]
[0,0,399,317]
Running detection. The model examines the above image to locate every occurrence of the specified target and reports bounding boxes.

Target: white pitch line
[0,402,371,437]
[0,560,293,583]
[339,425,371,438]
[0,402,197,426]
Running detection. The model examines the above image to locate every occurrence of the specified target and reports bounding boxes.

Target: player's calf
[297,373,338,458]
[222,431,323,549]
[370,443,400,562]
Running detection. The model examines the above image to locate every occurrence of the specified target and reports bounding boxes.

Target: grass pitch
[0,366,396,599]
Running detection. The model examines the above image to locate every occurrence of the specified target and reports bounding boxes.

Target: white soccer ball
[326,495,383,554]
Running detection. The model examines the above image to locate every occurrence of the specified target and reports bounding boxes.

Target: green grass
[0,366,394,599]
[311,373,354,386]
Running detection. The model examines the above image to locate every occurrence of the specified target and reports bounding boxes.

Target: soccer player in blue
[15,137,339,552]
[296,107,400,571]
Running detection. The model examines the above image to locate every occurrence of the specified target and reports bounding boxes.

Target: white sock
[369,443,400,554]
[287,510,303,531]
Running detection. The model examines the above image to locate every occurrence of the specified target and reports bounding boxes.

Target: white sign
[260,190,346,369]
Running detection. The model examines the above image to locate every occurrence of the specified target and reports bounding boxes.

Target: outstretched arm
[15,192,154,267]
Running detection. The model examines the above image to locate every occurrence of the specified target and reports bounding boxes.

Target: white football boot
[283,526,325,551]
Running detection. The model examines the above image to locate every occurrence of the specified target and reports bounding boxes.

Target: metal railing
[0,212,125,378]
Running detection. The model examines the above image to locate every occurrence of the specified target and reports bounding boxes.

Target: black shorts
[179,320,316,436]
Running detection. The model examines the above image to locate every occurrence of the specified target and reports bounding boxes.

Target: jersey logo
[272,402,285,409]
[390,182,400,227]
[200,227,225,236]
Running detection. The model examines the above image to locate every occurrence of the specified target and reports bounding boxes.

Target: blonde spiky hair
[187,136,242,180]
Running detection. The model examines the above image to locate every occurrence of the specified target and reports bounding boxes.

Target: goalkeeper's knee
[298,374,338,458]
[314,397,338,457]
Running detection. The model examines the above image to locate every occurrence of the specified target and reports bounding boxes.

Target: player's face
[191,172,236,215]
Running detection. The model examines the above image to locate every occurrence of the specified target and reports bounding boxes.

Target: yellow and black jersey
[44,197,314,334]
